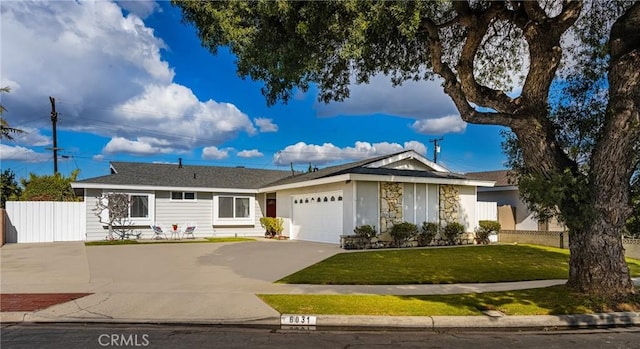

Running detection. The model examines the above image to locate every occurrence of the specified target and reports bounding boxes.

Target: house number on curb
[281,314,317,326]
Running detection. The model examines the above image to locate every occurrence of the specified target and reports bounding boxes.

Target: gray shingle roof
[465,170,515,187]
[262,150,467,187]
[75,151,475,190]
[75,162,293,189]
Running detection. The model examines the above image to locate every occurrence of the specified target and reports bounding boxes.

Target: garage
[291,191,343,244]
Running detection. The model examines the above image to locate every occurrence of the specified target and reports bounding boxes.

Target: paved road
[2,323,639,349]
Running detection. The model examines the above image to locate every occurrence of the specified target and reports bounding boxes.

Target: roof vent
[193,173,197,179]
[178,158,183,168]
[236,166,245,168]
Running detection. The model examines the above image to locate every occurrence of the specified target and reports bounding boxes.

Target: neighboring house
[71,150,495,244]
[466,170,565,232]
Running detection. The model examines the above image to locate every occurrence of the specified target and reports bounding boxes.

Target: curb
[3,312,638,330]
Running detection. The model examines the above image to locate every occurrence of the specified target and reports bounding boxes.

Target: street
[1,323,638,349]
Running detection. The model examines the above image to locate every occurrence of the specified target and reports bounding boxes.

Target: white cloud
[237,149,263,158]
[103,137,173,155]
[116,0,159,19]
[202,146,229,160]
[253,117,278,133]
[0,144,50,162]
[411,115,467,135]
[10,127,51,147]
[314,74,458,126]
[93,154,105,161]
[1,1,255,161]
[273,141,427,166]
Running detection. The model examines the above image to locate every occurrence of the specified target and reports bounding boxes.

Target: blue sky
[1,1,509,181]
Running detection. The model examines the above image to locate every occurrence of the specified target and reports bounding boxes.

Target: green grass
[277,244,640,285]
[259,286,640,316]
[85,237,254,246]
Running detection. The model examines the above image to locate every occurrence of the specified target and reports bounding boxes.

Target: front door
[266,198,276,218]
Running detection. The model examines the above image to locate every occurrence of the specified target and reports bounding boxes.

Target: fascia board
[477,185,518,192]
[348,174,495,187]
[257,174,351,193]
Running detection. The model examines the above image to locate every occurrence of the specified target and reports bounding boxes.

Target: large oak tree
[172,0,639,297]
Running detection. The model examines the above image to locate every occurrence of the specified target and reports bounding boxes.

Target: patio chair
[150,224,167,240]
[182,224,196,239]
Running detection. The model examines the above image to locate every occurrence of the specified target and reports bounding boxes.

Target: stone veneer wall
[439,185,459,225]
[380,182,403,233]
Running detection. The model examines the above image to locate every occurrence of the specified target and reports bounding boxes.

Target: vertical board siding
[5,201,86,243]
[476,201,498,223]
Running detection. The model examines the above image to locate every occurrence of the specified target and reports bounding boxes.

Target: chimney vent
[178,158,183,168]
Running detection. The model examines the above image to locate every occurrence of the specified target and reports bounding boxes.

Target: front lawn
[259,285,640,316]
[277,245,640,284]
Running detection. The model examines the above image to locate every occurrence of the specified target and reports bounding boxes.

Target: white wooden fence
[4,201,86,243]
[476,201,498,222]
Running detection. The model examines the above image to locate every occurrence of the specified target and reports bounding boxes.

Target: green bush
[475,220,501,245]
[260,217,284,238]
[418,222,439,246]
[353,225,377,238]
[390,222,418,247]
[442,222,465,245]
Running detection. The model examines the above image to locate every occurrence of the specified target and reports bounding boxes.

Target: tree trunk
[566,3,639,297]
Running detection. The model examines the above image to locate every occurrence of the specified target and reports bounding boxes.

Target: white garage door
[291,191,343,244]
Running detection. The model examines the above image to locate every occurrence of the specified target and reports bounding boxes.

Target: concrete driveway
[0,239,342,323]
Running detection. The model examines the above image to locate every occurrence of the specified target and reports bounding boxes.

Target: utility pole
[49,96,59,174]
[429,137,444,163]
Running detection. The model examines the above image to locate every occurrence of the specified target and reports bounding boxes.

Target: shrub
[260,217,284,238]
[475,220,501,245]
[353,225,377,238]
[442,222,465,245]
[418,222,439,246]
[390,222,418,247]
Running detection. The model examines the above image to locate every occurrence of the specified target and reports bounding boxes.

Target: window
[100,191,154,225]
[171,191,196,201]
[130,195,149,218]
[214,195,254,225]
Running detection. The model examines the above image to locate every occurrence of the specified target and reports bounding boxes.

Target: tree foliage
[0,86,25,141]
[173,0,640,297]
[19,170,79,202]
[1,169,22,208]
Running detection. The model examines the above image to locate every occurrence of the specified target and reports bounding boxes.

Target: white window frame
[100,191,155,226]
[170,191,197,201]
[213,194,254,226]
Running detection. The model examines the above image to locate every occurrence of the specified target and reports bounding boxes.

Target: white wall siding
[476,201,498,225]
[5,201,86,243]
[427,184,439,223]
[355,181,378,230]
[403,183,416,224]
[85,189,106,241]
[457,185,477,232]
[155,191,215,238]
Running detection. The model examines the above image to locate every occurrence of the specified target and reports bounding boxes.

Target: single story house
[465,170,565,231]
[72,150,495,244]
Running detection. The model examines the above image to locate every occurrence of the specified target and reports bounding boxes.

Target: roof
[74,162,292,190]
[263,150,465,187]
[73,150,484,191]
[465,170,515,187]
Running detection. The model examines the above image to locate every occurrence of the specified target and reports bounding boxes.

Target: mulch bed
[1,293,93,312]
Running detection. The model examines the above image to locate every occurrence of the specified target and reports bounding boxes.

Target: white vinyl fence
[476,201,498,223]
[4,201,86,243]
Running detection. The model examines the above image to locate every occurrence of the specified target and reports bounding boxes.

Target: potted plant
[172,223,178,231]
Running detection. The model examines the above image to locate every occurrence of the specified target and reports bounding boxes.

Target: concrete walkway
[1,240,638,329]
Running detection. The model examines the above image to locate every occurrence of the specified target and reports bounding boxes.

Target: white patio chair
[150,224,167,240]
[182,224,196,239]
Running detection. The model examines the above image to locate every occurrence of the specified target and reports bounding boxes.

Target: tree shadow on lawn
[403,285,640,316]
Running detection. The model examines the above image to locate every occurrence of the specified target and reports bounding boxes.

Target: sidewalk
[1,241,638,329]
